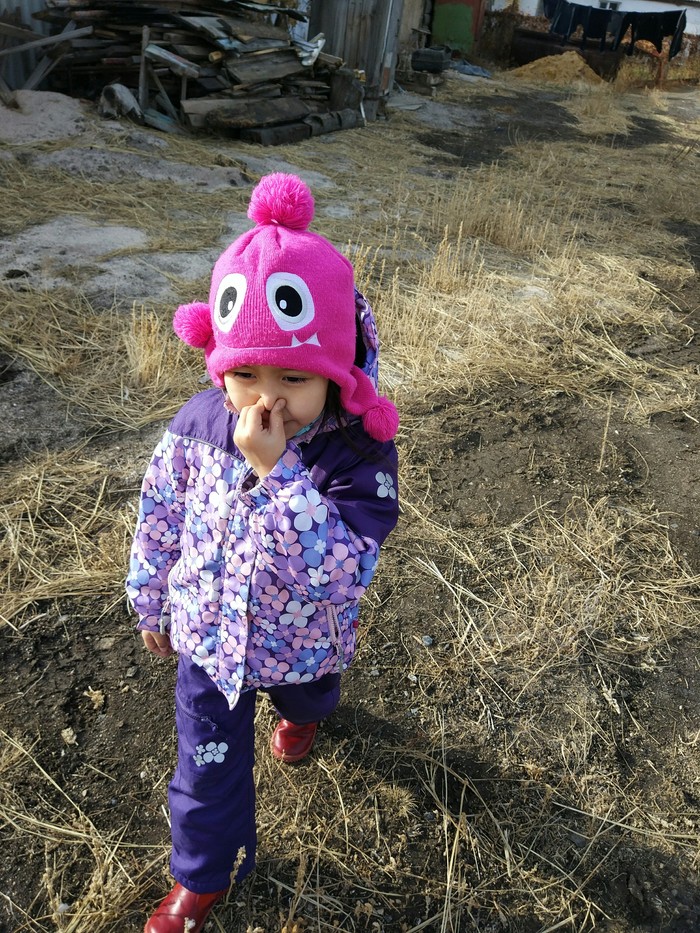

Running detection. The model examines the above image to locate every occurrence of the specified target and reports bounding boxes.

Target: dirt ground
[1,72,699,933]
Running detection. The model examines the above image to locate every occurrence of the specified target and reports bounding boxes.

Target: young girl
[126,173,399,933]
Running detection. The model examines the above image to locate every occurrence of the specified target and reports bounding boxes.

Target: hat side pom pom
[362,396,399,442]
[173,301,212,348]
[247,173,314,230]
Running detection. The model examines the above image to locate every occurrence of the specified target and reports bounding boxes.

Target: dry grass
[1,77,699,932]
[0,448,133,628]
[338,490,700,929]
[407,493,700,689]
[562,82,633,136]
[0,156,239,249]
[353,176,696,420]
[0,285,202,430]
[0,731,165,932]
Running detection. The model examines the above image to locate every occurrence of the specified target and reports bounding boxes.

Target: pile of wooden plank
[3,0,364,144]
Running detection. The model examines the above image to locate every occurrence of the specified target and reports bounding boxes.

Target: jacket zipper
[328,605,345,673]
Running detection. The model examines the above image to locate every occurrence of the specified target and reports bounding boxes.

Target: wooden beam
[173,15,227,41]
[0,21,43,42]
[23,52,65,91]
[145,44,200,78]
[224,49,305,85]
[138,25,150,111]
[0,24,93,58]
[0,71,15,106]
[206,96,311,130]
[148,63,180,122]
[143,108,186,134]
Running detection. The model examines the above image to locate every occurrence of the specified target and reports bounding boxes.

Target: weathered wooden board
[233,1,307,21]
[216,37,289,53]
[205,95,311,131]
[0,21,42,42]
[0,25,93,59]
[216,15,289,41]
[143,107,186,133]
[174,15,227,41]
[171,44,212,60]
[239,122,312,145]
[224,48,305,84]
[145,43,200,77]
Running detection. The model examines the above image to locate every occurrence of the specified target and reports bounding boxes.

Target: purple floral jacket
[126,296,399,709]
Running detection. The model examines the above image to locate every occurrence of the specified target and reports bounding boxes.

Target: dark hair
[354,314,367,370]
[323,382,383,463]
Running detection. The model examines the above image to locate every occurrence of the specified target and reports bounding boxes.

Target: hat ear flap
[173,302,212,348]
[341,367,399,442]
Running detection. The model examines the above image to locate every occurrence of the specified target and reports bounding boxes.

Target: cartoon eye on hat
[265,273,315,331]
[214,274,247,333]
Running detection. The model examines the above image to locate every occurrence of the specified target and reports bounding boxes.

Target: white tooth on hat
[290,333,320,347]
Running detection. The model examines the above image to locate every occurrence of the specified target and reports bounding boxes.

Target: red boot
[271,719,318,762]
[144,882,227,933]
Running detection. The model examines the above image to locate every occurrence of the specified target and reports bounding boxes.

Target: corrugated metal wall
[0,0,49,90]
[309,0,404,115]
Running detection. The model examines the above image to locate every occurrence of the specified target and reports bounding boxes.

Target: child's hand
[234,397,287,479]
[141,630,174,657]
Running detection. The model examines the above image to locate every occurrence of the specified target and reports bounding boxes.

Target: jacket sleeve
[242,442,399,607]
[125,429,188,631]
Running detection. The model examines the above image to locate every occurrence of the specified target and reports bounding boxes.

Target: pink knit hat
[173,173,398,442]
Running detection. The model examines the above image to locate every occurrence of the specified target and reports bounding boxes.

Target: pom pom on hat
[362,396,400,442]
[247,173,314,230]
[174,301,212,348]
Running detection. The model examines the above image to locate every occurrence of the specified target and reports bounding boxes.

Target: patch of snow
[0,91,89,144]
[34,147,247,191]
[0,217,146,291]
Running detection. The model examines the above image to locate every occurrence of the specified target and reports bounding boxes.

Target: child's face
[224,365,329,439]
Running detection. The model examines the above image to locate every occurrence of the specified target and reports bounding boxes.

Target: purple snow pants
[168,657,341,894]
